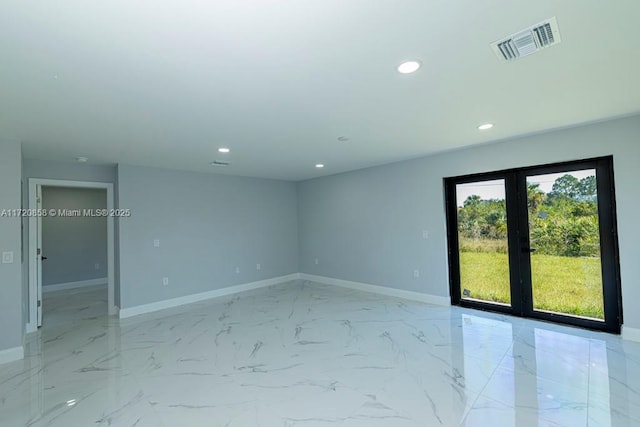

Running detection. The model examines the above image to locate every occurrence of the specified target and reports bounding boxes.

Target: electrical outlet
[2,252,13,264]
[413,269,420,278]
[314,258,319,265]
[236,267,240,274]
[422,230,429,240]
[154,239,160,248]
[256,263,261,271]
[162,277,169,286]
[94,263,100,270]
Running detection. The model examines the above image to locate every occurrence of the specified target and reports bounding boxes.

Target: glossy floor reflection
[43,284,108,327]
[1,280,639,426]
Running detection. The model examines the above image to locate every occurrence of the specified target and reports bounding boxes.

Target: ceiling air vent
[491,17,561,62]
[210,160,230,167]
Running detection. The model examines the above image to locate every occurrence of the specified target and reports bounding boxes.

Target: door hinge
[37,300,41,307]
[37,197,41,203]
[37,248,41,255]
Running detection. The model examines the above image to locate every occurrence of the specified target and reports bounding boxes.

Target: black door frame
[444,156,623,333]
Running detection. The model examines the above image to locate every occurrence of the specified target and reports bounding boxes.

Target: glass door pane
[526,169,605,320]
[456,179,511,306]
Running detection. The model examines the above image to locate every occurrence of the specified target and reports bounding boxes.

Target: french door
[445,157,622,333]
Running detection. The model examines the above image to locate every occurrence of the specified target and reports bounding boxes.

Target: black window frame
[444,156,622,333]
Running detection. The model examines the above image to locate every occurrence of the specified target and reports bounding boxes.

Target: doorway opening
[444,156,622,333]
[27,179,117,332]
[41,186,108,326]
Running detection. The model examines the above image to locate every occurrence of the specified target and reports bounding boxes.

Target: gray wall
[23,159,117,183]
[0,141,23,352]
[298,115,640,330]
[118,165,298,309]
[41,187,108,286]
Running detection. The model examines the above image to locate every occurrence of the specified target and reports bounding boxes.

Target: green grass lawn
[460,252,604,319]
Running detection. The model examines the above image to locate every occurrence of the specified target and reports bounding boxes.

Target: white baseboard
[300,273,450,306]
[43,278,107,293]
[622,326,640,342]
[119,273,301,319]
[0,346,24,365]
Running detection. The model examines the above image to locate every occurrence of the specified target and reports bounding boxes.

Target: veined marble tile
[1,280,639,426]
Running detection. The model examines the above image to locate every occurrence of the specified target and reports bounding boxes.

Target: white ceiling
[1,1,639,181]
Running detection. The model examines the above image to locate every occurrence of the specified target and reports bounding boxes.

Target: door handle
[522,248,537,253]
[41,256,48,260]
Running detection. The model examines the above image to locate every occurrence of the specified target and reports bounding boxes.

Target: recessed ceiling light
[397,60,421,74]
[75,156,88,163]
[315,164,325,169]
[478,123,494,130]
[218,147,230,153]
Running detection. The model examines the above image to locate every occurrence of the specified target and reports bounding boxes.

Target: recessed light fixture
[397,60,421,74]
[478,123,494,131]
[218,147,230,153]
[315,164,325,169]
[75,156,88,163]
[66,399,77,407]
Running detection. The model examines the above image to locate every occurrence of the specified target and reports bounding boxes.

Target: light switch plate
[154,239,160,248]
[2,251,14,264]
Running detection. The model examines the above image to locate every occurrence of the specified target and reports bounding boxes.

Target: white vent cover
[491,17,561,62]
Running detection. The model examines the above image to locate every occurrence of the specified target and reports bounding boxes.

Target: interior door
[36,184,43,327]
[445,157,622,333]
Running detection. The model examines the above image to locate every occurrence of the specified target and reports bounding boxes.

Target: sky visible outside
[456,169,596,207]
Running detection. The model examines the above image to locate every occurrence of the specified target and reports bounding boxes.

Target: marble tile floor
[42,285,108,329]
[1,280,639,426]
